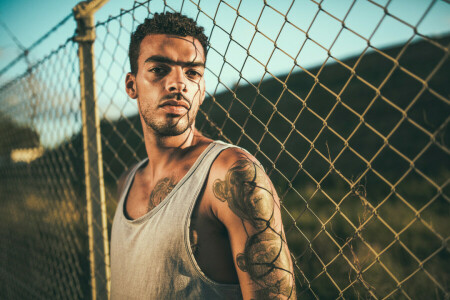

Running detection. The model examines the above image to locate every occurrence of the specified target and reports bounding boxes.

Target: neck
[142,122,205,176]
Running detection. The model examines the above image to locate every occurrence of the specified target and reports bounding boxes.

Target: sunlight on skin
[125,34,206,150]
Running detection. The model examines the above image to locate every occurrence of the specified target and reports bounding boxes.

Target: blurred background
[0,0,448,299]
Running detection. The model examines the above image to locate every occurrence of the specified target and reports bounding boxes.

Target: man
[110,12,296,299]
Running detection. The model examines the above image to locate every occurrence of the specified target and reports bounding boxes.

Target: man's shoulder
[207,145,274,210]
[211,144,262,175]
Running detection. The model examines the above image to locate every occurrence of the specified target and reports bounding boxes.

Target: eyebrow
[144,55,205,68]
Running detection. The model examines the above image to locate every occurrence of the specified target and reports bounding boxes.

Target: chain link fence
[0,0,448,299]
[0,37,89,298]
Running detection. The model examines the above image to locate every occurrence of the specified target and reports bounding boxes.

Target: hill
[97,35,449,187]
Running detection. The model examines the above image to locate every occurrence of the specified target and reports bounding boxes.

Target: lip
[159,100,189,115]
[161,105,188,115]
[160,99,190,109]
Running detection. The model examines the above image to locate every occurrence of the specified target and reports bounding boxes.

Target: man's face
[126,34,206,137]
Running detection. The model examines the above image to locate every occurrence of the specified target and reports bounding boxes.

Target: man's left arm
[206,148,297,299]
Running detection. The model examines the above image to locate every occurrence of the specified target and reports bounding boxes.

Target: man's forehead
[140,34,205,62]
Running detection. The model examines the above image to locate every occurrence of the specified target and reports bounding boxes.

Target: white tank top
[110,140,243,299]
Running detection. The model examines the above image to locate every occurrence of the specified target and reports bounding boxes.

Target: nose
[166,66,187,93]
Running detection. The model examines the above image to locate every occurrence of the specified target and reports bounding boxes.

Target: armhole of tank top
[183,143,242,289]
[118,159,148,219]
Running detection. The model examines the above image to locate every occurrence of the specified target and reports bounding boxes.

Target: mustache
[161,93,189,102]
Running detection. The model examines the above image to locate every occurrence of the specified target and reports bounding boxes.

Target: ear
[125,72,138,99]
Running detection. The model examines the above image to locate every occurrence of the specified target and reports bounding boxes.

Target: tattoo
[148,177,176,211]
[213,159,274,229]
[190,216,200,256]
[190,228,199,257]
[213,158,296,299]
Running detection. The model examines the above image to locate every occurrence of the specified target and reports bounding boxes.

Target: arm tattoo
[148,177,176,211]
[213,158,296,299]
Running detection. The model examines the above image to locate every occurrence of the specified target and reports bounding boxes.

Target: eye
[186,69,202,79]
[149,67,168,76]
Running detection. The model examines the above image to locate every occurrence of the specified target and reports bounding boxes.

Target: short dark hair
[128,12,208,74]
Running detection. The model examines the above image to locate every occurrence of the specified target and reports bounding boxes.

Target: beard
[140,104,196,137]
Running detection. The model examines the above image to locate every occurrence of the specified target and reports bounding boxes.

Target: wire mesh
[0,37,90,299]
[0,0,449,299]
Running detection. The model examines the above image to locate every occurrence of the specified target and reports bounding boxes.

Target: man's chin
[142,112,196,137]
[157,128,188,137]
[148,122,191,137]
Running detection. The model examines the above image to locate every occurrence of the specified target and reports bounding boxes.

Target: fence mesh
[0,0,449,299]
[0,37,89,299]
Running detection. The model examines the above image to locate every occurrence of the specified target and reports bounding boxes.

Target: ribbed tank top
[110,140,243,299]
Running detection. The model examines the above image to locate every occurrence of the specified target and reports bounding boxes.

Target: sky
[1,0,449,81]
[0,0,449,147]
[0,0,122,75]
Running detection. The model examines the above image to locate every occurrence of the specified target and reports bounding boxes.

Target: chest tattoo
[148,177,176,211]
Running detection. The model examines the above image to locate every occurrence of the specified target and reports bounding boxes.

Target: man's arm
[206,148,297,299]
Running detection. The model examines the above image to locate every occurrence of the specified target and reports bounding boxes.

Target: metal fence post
[73,1,110,299]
